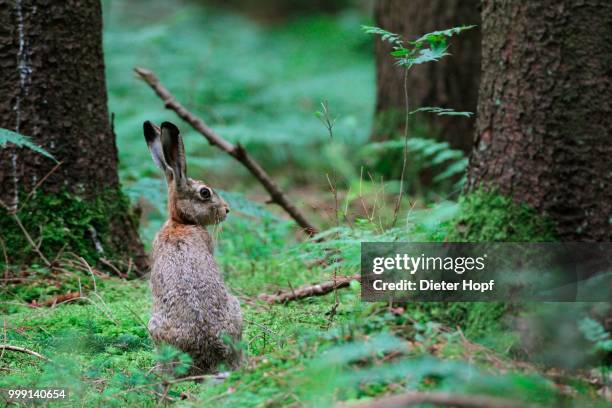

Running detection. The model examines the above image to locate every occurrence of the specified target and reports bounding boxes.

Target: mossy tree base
[449,189,557,242]
[413,190,558,340]
[0,189,147,275]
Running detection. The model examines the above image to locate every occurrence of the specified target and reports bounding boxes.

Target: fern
[300,331,556,407]
[361,25,403,47]
[413,25,477,44]
[410,106,473,118]
[361,137,468,190]
[0,128,56,161]
[579,317,612,352]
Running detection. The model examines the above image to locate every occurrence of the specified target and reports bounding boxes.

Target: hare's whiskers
[212,222,222,245]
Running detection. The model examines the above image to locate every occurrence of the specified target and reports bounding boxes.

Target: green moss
[449,188,558,242]
[0,188,137,267]
[408,301,509,341]
[409,190,557,341]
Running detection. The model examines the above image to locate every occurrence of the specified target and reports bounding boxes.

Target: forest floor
[1,1,610,406]
[1,261,608,406]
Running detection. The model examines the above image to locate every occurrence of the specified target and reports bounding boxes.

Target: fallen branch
[337,391,539,408]
[30,291,81,307]
[259,275,359,304]
[0,344,50,362]
[134,67,318,236]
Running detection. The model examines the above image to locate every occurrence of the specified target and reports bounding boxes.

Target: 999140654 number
[6,389,68,400]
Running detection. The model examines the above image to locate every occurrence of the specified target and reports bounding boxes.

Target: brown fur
[143,121,243,374]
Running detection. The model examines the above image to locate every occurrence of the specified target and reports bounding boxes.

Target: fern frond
[413,25,477,45]
[361,137,468,188]
[361,25,403,47]
[410,107,473,117]
[0,128,56,161]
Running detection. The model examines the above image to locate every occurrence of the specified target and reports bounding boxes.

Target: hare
[143,120,242,374]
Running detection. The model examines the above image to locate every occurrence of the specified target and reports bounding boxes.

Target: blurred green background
[104,0,375,247]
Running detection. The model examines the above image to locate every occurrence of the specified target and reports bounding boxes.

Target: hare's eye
[199,187,212,200]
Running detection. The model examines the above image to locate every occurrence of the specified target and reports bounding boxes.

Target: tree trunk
[466,0,612,241]
[372,0,481,153]
[0,0,147,272]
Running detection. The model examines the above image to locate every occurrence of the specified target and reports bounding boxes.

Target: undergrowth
[0,189,138,269]
[1,266,593,407]
[0,2,608,407]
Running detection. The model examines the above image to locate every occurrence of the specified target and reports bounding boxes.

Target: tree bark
[372,0,481,153]
[0,0,147,272]
[466,0,612,241]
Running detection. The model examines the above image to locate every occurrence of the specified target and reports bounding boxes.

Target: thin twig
[1,320,7,361]
[51,243,69,264]
[0,198,50,267]
[243,318,283,343]
[100,257,128,279]
[318,100,341,308]
[157,383,171,407]
[0,344,50,362]
[151,388,177,403]
[124,304,150,333]
[0,235,9,279]
[31,295,118,324]
[0,277,28,282]
[134,67,318,236]
[287,280,296,299]
[20,161,63,210]
[392,67,410,226]
[79,256,97,292]
[110,373,228,401]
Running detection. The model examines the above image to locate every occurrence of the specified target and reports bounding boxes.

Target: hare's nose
[225,207,230,214]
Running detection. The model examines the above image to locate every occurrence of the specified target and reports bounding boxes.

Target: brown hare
[143,120,242,374]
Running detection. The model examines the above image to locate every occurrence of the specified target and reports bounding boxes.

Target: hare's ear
[160,121,187,187]
[143,121,169,174]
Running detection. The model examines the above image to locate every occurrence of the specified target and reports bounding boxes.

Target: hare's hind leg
[224,344,243,370]
[217,331,243,370]
[149,315,187,376]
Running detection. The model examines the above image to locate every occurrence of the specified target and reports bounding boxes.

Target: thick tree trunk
[0,0,147,272]
[372,0,481,153]
[466,0,612,241]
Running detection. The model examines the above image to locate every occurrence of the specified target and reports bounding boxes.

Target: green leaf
[413,25,477,45]
[361,25,403,47]
[579,317,612,352]
[433,158,469,182]
[390,48,409,57]
[363,25,475,69]
[0,128,57,161]
[398,45,450,67]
